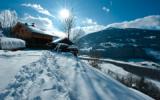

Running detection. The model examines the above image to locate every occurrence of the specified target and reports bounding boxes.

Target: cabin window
[21,29,25,33]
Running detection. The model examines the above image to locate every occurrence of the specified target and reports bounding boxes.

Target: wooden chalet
[12,22,58,48]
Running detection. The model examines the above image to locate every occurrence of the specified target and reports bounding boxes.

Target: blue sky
[0,0,160,33]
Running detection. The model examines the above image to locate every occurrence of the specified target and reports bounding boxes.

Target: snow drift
[0,37,25,50]
[0,50,43,89]
[0,51,153,100]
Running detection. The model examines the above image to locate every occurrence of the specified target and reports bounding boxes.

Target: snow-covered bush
[0,37,25,50]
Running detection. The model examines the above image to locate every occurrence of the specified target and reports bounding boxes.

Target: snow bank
[129,61,160,69]
[0,51,153,100]
[149,79,160,89]
[0,50,43,57]
[0,50,43,90]
[99,63,129,76]
[0,37,25,50]
[28,26,54,36]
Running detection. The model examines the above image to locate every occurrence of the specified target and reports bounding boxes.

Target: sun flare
[59,9,70,19]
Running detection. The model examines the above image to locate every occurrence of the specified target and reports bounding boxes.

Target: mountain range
[76,27,160,62]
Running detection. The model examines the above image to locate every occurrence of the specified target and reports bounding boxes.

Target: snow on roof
[52,37,65,43]
[18,22,66,38]
[52,37,73,45]
[27,25,55,37]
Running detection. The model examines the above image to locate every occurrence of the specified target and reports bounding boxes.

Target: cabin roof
[52,37,73,45]
[15,22,66,39]
[27,25,54,37]
[15,22,55,37]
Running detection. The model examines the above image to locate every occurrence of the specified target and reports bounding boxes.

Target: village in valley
[0,0,160,100]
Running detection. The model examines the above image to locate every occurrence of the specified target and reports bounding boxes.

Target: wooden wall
[12,22,53,48]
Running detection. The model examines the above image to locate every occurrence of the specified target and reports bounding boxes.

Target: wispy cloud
[20,14,66,37]
[110,1,113,6]
[21,14,54,30]
[102,6,110,13]
[78,15,160,34]
[78,25,106,34]
[21,3,55,18]
[77,18,106,33]
[82,18,97,26]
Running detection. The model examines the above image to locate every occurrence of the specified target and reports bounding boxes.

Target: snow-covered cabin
[12,22,58,48]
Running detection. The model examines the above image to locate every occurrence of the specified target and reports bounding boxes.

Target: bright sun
[59,9,70,19]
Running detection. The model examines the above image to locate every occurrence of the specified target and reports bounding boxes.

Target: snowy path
[0,51,153,100]
[0,50,43,90]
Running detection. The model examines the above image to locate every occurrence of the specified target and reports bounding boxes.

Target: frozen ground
[0,50,43,90]
[0,51,153,100]
[96,61,160,89]
[99,63,129,76]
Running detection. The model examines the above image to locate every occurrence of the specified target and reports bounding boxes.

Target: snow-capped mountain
[76,28,160,62]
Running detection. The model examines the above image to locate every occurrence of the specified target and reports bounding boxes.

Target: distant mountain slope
[76,28,160,61]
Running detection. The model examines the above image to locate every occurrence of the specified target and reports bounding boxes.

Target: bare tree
[0,22,3,37]
[63,10,75,40]
[71,28,85,42]
[0,22,2,30]
[0,10,18,36]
